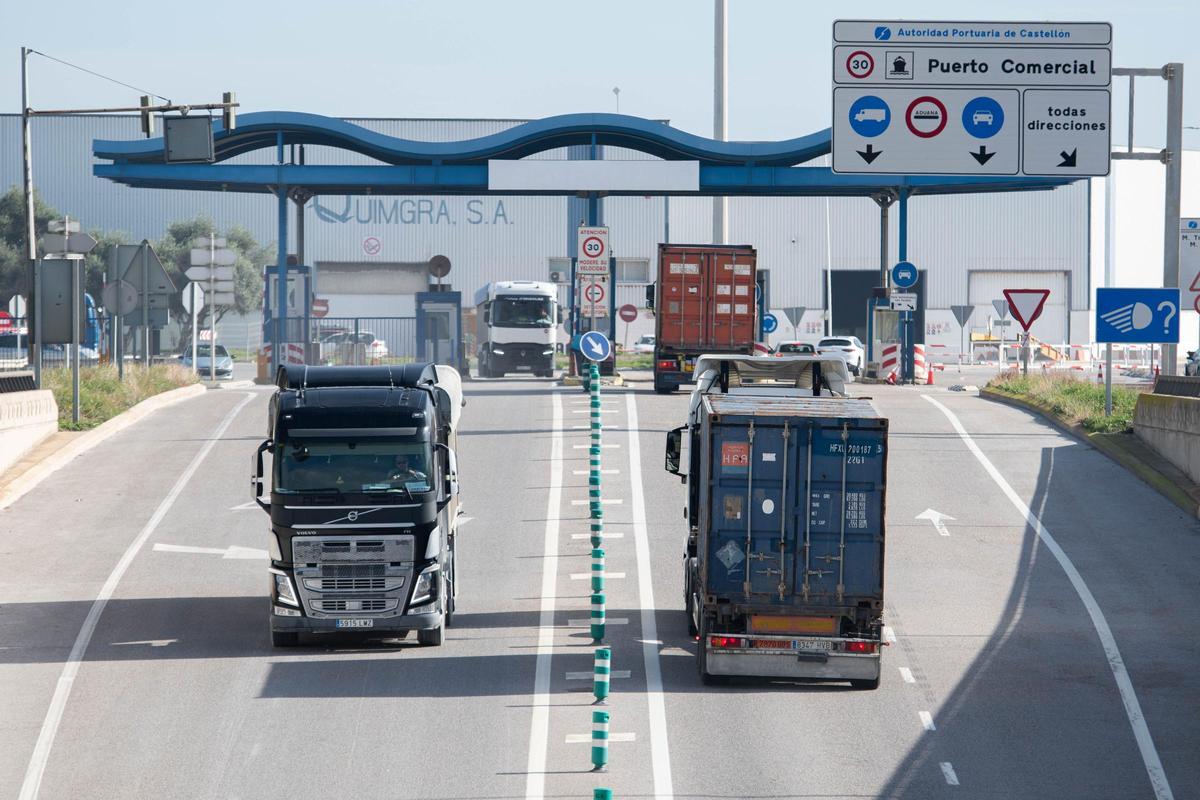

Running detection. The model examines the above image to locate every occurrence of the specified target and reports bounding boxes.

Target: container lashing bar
[742,420,755,599]
[777,422,790,600]
[836,423,849,603]
[801,423,813,602]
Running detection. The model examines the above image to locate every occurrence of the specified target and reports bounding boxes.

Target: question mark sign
[1158,300,1177,334]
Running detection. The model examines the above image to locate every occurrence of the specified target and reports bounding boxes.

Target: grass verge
[985,370,1143,434]
[43,364,199,431]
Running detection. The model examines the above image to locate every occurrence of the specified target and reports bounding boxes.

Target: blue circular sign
[891,261,918,289]
[762,314,778,334]
[580,331,612,362]
[961,97,1004,139]
[1190,220,1199,229]
[848,96,891,138]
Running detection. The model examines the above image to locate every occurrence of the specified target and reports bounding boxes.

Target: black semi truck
[253,364,464,647]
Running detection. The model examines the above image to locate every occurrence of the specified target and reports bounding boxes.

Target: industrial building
[2,114,1196,356]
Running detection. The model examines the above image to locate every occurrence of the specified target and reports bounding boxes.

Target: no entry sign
[618,303,638,323]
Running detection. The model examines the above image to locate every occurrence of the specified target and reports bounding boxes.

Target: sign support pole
[191,282,199,376]
[141,242,149,366]
[898,189,911,383]
[1162,63,1184,376]
[71,253,80,424]
[209,232,216,382]
[1022,332,1030,376]
[1105,343,1113,416]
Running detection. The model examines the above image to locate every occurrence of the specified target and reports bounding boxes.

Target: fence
[306,317,418,366]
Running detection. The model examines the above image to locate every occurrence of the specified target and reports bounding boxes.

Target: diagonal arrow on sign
[1002,289,1051,332]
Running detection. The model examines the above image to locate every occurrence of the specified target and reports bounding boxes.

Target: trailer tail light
[657,359,675,371]
[709,636,745,649]
[845,641,876,654]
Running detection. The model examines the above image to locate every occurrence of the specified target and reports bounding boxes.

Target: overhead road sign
[1096,288,1180,344]
[832,20,1112,177]
[577,227,610,275]
[891,261,918,288]
[580,331,612,362]
[1002,289,1050,331]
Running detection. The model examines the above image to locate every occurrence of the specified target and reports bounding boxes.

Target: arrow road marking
[229,500,259,511]
[153,543,268,559]
[112,639,176,647]
[915,508,955,536]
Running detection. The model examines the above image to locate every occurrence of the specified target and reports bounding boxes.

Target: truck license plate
[793,639,832,652]
[335,619,373,629]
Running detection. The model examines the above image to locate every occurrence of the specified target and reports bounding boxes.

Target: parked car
[1186,350,1200,377]
[775,341,816,355]
[0,333,99,366]
[632,334,656,354]
[319,330,388,362]
[817,336,865,375]
[179,343,234,379]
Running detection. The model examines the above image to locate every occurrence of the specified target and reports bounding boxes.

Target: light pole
[612,86,620,113]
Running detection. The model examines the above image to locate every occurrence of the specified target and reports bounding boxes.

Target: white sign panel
[489,160,699,192]
[832,20,1112,177]
[577,226,610,275]
[1181,219,1200,314]
[891,292,918,311]
[580,274,609,317]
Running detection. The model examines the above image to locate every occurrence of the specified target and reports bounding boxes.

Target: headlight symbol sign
[1095,288,1181,344]
[1099,302,1154,334]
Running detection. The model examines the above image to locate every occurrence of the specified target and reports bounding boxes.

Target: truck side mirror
[557,306,565,325]
[483,306,491,325]
[645,283,655,311]
[252,439,273,512]
[665,425,685,476]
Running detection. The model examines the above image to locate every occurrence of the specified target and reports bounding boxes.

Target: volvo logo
[347,511,359,521]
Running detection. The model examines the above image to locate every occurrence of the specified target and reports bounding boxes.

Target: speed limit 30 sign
[577,226,610,275]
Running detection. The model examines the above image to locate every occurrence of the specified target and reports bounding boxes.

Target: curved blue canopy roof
[92,111,1076,197]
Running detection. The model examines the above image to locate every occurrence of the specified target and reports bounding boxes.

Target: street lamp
[612,86,620,113]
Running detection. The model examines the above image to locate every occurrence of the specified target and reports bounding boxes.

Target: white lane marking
[919,711,936,731]
[565,733,637,743]
[524,392,562,800]
[457,516,474,526]
[229,500,258,511]
[915,507,954,536]
[571,425,612,429]
[571,498,623,506]
[152,543,267,560]
[19,392,256,800]
[571,409,619,414]
[573,444,620,449]
[940,762,960,786]
[882,625,896,644]
[925,396,1175,800]
[568,618,628,627]
[626,391,675,800]
[571,532,624,540]
[570,572,626,580]
[573,469,619,475]
[565,670,632,680]
[112,639,176,647]
[899,667,915,684]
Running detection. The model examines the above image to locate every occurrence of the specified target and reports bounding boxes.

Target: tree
[155,215,270,346]
[0,185,60,303]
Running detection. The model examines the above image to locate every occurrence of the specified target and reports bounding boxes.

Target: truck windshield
[493,296,554,328]
[275,441,432,495]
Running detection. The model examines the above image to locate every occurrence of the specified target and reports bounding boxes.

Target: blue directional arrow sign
[891,261,918,289]
[761,313,778,334]
[1096,288,1180,344]
[580,330,612,362]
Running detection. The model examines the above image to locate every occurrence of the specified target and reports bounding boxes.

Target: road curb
[0,383,207,512]
[979,387,1200,519]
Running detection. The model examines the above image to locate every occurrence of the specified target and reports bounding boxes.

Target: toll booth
[416,291,466,371]
[261,264,313,379]
[867,295,900,377]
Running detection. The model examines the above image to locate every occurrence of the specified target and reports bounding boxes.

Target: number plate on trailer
[793,639,833,652]
[683,360,694,373]
[335,619,373,629]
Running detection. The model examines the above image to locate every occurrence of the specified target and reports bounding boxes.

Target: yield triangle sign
[1002,289,1050,332]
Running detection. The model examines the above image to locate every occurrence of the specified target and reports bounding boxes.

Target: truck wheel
[654,381,675,394]
[850,674,881,691]
[271,629,299,648]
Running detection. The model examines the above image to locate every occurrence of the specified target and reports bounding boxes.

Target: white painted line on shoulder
[574,444,620,449]
[457,516,474,526]
[882,625,896,644]
[571,498,623,506]
[570,572,626,580]
[571,532,624,540]
[565,733,636,743]
[19,392,256,800]
[919,711,936,731]
[626,390,675,800]
[899,667,915,684]
[524,392,563,800]
[568,618,628,627]
[573,469,619,475]
[566,670,632,680]
[924,395,1175,800]
[940,762,960,786]
[229,500,258,511]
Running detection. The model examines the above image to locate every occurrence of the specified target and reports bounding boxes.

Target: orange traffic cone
[926,365,934,385]
[1097,361,1103,383]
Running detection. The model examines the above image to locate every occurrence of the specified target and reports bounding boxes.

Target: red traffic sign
[845,50,874,79]
[0,311,11,331]
[1003,289,1051,332]
[312,298,330,318]
[584,282,606,303]
[905,95,948,138]
[618,303,638,323]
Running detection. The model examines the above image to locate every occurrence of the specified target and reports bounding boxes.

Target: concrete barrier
[1134,393,1200,485]
[0,390,58,476]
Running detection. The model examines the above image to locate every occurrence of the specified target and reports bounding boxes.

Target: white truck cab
[474,281,561,378]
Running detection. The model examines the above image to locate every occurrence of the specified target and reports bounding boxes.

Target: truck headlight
[492,347,505,356]
[271,570,299,606]
[410,565,439,605]
[542,349,554,356]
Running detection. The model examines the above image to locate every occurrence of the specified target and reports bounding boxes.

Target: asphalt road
[0,374,1195,799]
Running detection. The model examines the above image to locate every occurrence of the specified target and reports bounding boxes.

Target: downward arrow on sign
[915,508,955,536]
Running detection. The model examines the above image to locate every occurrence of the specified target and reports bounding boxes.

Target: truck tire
[851,674,881,691]
[271,629,299,648]
[654,380,675,394]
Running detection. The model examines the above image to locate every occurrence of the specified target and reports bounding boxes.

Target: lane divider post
[590,510,604,548]
[594,788,613,799]
[590,592,606,642]
[593,646,611,705]
[591,709,609,772]
[591,547,605,592]
[589,362,602,516]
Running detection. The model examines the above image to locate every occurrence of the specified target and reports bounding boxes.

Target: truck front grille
[313,598,396,613]
[291,534,415,618]
[306,576,403,592]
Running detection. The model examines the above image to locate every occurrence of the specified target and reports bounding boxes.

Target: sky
[2,0,1198,147]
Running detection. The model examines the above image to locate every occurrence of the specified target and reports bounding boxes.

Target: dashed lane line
[940,763,960,786]
[565,733,637,743]
[898,667,915,684]
[565,670,632,681]
[919,711,936,731]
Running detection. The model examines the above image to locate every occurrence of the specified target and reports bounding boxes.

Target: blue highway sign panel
[580,330,612,362]
[1096,288,1180,344]
[761,313,778,334]
[891,261,918,289]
